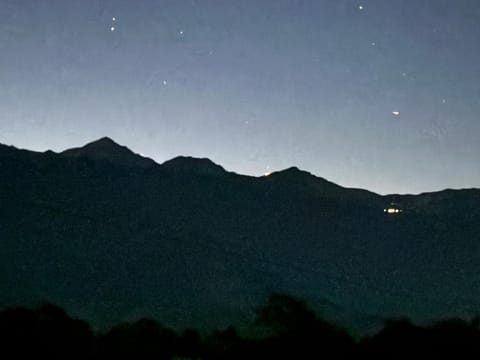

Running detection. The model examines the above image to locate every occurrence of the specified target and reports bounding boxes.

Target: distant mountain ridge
[0,137,479,334]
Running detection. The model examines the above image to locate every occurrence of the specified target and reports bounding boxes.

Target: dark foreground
[1,294,479,359]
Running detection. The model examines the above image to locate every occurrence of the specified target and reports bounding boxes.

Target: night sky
[1,0,479,194]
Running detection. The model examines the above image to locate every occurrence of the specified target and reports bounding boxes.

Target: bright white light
[162,80,168,85]
[110,26,115,32]
[179,30,184,35]
[359,5,364,10]
[392,111,400,116]
[384,208,402,214]
[264,172,271,177]
[112,17,116,22]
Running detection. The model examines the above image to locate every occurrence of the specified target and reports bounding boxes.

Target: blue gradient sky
[1,0,479,194]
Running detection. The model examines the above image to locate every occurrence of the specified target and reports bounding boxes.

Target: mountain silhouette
[0,138,479,333]
[60,137,157,168]
[161,156,227,177]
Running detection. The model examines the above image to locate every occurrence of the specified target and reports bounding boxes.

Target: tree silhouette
[254,294,354,358]
[97,318,177,359]
[0,303,93,358]
[2,299,480,359]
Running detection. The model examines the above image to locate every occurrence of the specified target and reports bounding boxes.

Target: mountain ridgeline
[0,138,479,333]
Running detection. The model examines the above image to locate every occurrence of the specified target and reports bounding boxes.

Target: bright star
[110,26,115,32]
[359,5,364,10]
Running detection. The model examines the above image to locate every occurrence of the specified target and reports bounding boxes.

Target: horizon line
[1,136,478,197]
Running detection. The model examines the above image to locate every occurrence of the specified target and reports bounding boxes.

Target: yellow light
[264,172,271,176]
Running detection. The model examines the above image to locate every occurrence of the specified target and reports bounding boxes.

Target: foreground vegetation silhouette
[1,294,479,359]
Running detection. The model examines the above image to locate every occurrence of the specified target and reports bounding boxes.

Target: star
[179,30,184,35]
[162,80,168,85]
[359,5,364,10]
[110,26,115,32]
[112,17,116,22]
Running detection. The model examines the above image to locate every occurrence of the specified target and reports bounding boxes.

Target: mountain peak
[62,137,129,157]
[161,156,227,176]
[78,137,124,152]
[61,137,156,168]
[89,136,118,146]
[270,166,316,179]
[275,166,304,174]
[267,166,346,196]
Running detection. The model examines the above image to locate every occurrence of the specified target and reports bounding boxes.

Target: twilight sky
[1,0,479,194]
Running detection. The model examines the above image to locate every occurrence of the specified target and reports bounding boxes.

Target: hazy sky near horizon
[1,0,479,194]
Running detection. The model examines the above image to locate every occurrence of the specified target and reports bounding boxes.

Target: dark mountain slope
[1,138,479,334]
